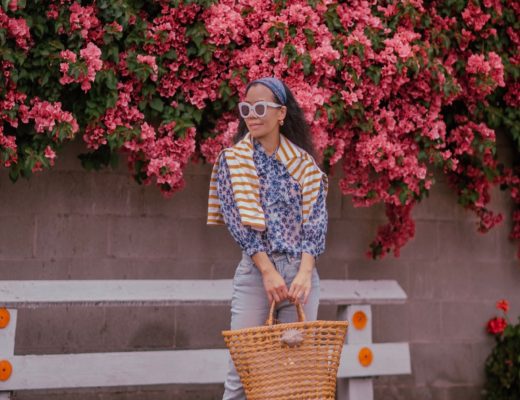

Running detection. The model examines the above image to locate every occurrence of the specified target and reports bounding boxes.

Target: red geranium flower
[496,299,509,313]
[487,317,507,335]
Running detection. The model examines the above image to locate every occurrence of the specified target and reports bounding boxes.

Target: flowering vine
[0,0,518,258]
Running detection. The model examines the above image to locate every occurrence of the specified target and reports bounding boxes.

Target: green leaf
[150,97,164,112]
[324,4,344,33]
[78,145,115,171]
[289,25,297,38]
[301,53,313,75]
[399,189,409,205]
[303,28,315,47]
[8,166,19,183]
[366,65,382,84]
[282,43,298,66]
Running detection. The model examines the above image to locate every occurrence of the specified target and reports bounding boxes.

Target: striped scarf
[207,132,328,231]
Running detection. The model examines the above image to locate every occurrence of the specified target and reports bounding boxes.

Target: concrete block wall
[1,137,519,399]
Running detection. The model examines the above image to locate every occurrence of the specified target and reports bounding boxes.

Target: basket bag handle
[266,300,306,326]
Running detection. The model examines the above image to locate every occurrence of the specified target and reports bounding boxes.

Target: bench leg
[0,308,17,400]
[337,378,374,400]
[336,305,374,400]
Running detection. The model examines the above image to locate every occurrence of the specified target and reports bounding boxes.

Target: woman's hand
[288,252,315,304]
[252,252,290,303]
[261,268,289,304]
[288,269,312,305]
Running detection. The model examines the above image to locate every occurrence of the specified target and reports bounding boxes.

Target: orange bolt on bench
[358,347,373,367]
[352,310,367,330]
[0,360,12,381]
[0,308,10,329]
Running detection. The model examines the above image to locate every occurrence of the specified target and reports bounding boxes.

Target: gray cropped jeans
[222,250,321,400]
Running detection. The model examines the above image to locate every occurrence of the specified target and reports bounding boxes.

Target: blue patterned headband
[246,77,287,105]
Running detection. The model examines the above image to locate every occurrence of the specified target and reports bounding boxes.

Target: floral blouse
[216,137,328,259]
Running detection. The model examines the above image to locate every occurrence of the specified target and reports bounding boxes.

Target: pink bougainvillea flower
[18,98,79,139]
[199,112,238,164]
[0,125,18,167]
[0,8,33,51]
[31,160,43,173]
[136,54,159,82]
[462,1,491,32]
[68,2,101,40]
[44,145,57,166]
[59,43,103,92]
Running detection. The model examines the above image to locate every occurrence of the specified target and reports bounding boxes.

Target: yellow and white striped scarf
[207,132,328,231]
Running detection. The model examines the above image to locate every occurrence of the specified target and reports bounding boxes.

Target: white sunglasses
[238,101,282,118]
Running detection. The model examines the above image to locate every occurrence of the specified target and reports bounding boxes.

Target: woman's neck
[255,131,281,156]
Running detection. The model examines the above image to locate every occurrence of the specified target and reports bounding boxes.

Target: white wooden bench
[0,279,411,399]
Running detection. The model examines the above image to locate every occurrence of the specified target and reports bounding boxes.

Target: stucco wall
[1,137,518,399]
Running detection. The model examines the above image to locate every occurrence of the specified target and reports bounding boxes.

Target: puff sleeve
[300,179,328,258]
[216,154,268,257]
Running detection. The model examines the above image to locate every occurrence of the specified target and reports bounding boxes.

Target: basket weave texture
[222,300,348,400]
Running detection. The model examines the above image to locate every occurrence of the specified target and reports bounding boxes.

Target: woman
[207,76,328,400]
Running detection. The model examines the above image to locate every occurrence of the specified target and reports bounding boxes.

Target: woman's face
[242,84,287,140]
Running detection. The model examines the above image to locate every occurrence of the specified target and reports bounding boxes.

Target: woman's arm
[289,179,328,304]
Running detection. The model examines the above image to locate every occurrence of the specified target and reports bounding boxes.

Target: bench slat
[0,280,406,308]
[0,343,411,390]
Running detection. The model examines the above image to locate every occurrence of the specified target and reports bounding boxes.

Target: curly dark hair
[233,81,319,163]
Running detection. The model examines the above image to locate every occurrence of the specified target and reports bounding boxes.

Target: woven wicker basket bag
[222,300,348,400]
